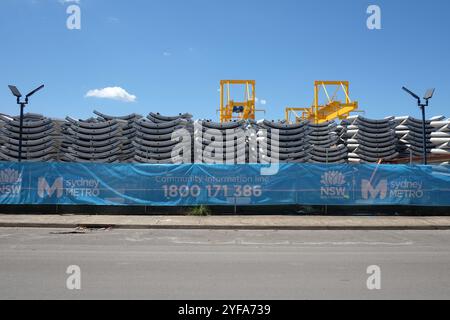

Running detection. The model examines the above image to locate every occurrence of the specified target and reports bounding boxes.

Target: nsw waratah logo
[321,171,346,186]
[0,169,22,184]
[0,169,22,196]
[320,171,349,199]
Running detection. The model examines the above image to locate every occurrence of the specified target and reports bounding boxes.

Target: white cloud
[255,97,267,105]
[85,87,137,103]
[163,51,172,57]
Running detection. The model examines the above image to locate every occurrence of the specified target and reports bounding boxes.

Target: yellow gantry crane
[219,80,264,123]
[286,81,360,124]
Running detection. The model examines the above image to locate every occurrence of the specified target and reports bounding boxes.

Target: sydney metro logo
[361,179,388,200]
[38,177,64,199]
[361,178,424,200]
[38,177,100,199]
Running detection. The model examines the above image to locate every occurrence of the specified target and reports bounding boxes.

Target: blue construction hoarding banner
[0,162,450,207]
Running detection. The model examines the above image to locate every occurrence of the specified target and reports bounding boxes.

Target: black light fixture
[402,86,435,165]
[8,84,45,162]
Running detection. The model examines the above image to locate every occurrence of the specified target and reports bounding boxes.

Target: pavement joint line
[1,223,450,231]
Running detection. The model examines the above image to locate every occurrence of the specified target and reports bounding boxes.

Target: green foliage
[188,205,211,216]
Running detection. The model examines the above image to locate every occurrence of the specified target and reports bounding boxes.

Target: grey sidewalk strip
[1,215,450,230]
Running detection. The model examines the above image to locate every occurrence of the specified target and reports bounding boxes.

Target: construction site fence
[0,162,449,207]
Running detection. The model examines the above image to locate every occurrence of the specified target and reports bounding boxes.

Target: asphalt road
[0,228,449,300]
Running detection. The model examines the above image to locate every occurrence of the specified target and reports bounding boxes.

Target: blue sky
[0,0,449,121]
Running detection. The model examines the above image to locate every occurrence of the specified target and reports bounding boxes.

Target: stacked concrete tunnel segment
[134,113,193,164]
[394,116,438,159]
[0,111,448,165]
[251,120,312,164]
[340,116,399,164]
[0,113,61,162]
[195,120,246,164]
[431,118,450,164]
[62,116,125,163]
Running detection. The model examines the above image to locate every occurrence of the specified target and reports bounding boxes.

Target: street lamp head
[424,88,435,101]
[25,84,45,99]
[402,86,420,101]
[8,85,22,98]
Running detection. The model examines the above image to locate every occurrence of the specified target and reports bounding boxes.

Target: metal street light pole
[8,85,45,162]
[402,87,435,165]
[419,102,428,165]
[18,101,26,163]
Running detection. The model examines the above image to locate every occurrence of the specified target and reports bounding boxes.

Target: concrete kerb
[1,215,450,231]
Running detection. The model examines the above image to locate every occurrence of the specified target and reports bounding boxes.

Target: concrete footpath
[1,214,450,230]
